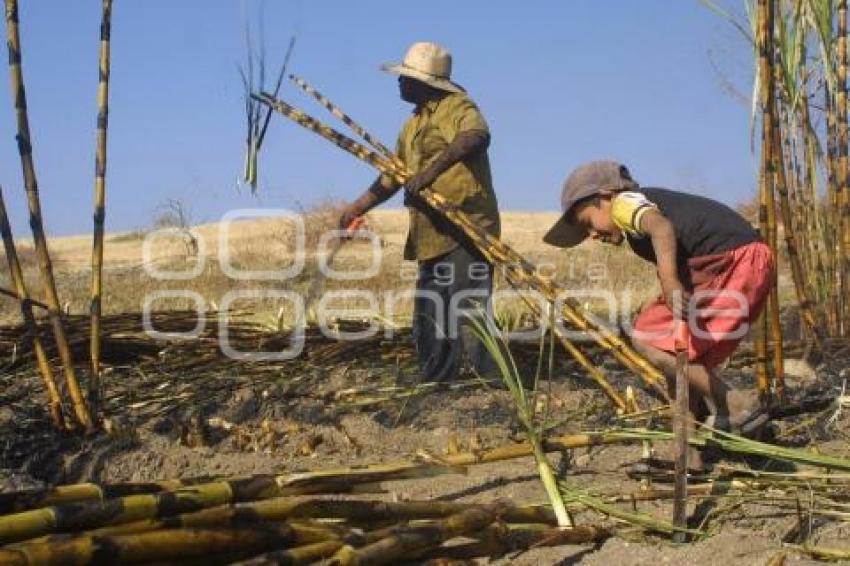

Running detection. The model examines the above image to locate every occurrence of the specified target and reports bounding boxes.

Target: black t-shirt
[624,187,761,266]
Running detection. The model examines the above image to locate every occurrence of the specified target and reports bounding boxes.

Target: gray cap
[543,160,638,248]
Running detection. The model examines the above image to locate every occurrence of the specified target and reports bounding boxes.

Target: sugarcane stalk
[88,0,113,420]
[766,28,784,404]
[290,73,397,160]
[329,503,505,566]
[0,484,104,516]
[0,188,66,429]
[253,91,669,401]
[771,115,813,401]
[755,0,777,404]
[1,523,332,566]
[464,315,573,528]
[517,294,626,411]
[234,539,346,566]
[421,523,610,562]
[772,82,823,356]
[838,0,850,335]
[792,543,850,561]
[0,431,626,534]
[0,479,223,516]
[87,498,557,539]
[0,463,462,544]
[559,482,702,537]
[798,84,830,321]
[3,0,93,432]
[0,286,46,309]
[825,78,841,336]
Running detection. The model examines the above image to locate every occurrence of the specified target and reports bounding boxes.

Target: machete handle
[343,215,365,238]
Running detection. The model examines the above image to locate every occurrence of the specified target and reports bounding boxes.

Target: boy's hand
[660,275,691,320]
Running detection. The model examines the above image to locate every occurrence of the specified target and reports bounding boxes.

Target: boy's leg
[633,339,763,428]
[632,339,714,418]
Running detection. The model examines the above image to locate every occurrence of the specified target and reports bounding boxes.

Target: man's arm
[339,174,402,229]
[404,130,490,193]
[640,209,690,319]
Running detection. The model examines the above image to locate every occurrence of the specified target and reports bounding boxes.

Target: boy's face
[572,196,624,245]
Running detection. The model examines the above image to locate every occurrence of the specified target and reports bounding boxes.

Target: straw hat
[381,42,464,94]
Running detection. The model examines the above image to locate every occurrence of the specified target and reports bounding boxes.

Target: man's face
[573,197,624,245]
[398,76,425,104]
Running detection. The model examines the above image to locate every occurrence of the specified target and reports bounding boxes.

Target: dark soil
[1,318,848,565]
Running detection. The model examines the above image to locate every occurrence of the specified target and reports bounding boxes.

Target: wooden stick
[672,320,690,542]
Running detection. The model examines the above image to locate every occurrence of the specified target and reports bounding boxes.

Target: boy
[544,160,774,463]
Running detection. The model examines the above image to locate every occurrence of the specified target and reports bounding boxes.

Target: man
[339,42,501,382]
[544,161,773,467]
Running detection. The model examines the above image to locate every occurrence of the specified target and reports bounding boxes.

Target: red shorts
[632,241,774,369]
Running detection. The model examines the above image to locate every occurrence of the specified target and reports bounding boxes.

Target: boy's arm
[640,209,690,319]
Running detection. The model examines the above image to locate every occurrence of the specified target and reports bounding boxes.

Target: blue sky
[0,0,756,236]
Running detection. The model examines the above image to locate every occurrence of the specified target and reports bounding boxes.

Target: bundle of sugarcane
[2,422,850,562]
[0,499,612,565]
[251,83,668,411]
[0,460,474,545]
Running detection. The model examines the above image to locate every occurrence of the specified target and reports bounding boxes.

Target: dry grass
[0,207,791,329]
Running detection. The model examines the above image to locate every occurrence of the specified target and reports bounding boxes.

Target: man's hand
[660,274,692,321]
[404,170,436,194]
[338,205,363,231]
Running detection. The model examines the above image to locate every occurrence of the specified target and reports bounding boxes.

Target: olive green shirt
[389,92,501,261]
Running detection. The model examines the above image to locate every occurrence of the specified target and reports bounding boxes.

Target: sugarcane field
[3,1,850,565]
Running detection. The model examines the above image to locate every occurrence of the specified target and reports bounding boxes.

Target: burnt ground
[0,314,849,565]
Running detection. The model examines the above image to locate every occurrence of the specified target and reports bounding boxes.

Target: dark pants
[413,245,495,382]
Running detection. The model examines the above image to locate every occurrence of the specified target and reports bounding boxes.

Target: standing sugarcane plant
[465,313,573,528]
[837,0,850,335]
[4,0,93,431]
[756,0,781,405]
[706,0,850,383]
[239,28,295,192]
[0,188,67,430]
[89,0,113,420]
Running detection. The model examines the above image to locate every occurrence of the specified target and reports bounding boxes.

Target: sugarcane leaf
[699,0,755,43]
[257,35,297,150]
